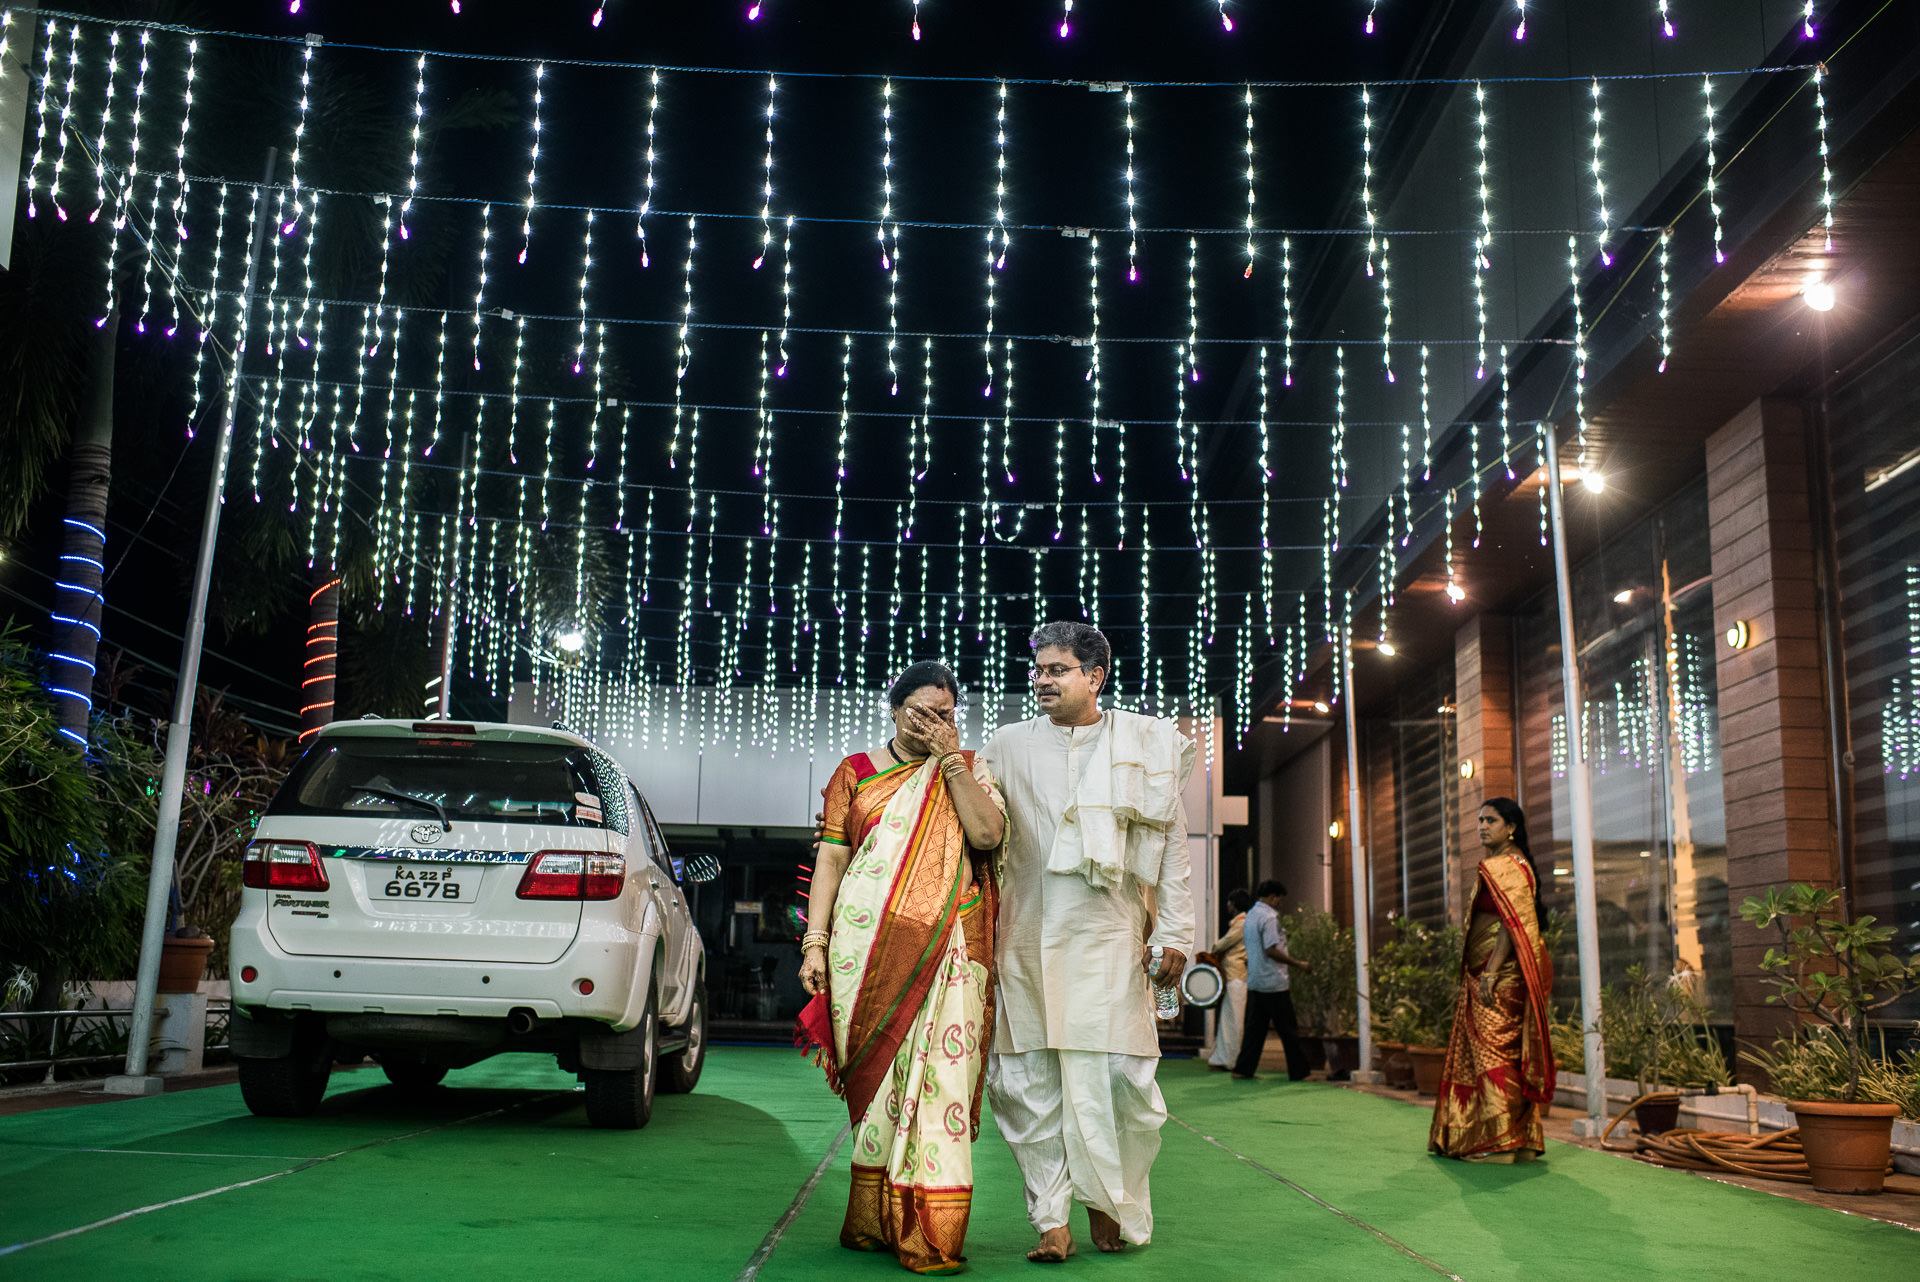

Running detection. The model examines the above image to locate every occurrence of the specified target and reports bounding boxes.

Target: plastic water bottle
[1149,945,1181,1020]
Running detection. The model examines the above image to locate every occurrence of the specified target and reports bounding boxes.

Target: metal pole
[1543,423,1607,1128]
[107,154,277,1095]
[1342,615,1376,1081]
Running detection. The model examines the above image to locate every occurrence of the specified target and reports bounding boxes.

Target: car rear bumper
[229,904,655,1029]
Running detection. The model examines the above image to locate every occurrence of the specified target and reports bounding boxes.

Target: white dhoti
[981,711,1195,1251]
[987,1048,1166,1245]
[1205,977,1247,1068]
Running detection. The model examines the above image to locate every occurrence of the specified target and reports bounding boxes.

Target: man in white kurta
[981,625,1195,1257]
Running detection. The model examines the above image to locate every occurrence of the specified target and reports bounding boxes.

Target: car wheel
[583,989,658,1130]
[238,1051,331,1118]
[380,1057,449,1091]
[659,976,707,1095]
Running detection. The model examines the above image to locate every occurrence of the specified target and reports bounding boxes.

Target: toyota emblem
[409,822,443,845]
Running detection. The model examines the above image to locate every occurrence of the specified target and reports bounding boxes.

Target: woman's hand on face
[800,947,828,997]
[906,703,960,758]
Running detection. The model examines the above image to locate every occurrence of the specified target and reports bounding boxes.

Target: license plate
[381,867,469,902]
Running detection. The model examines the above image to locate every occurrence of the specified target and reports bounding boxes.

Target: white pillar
[1543,425,1608,1128]
[107,154,277,1096]
[1343,614,1379,1083]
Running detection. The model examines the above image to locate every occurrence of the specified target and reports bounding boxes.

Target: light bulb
[1582,471,1606,493]
[557,629,586,654]
[1804,281,1836,311]
[1378,640,1396,656]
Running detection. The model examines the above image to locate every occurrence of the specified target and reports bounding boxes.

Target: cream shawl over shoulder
[1044,708,1195,890]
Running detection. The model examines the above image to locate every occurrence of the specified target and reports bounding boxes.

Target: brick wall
[1704,398,1837,1055]
[1453,614,1515,923]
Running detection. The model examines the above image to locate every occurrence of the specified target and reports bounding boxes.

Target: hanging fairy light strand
[1703,73,1724,264]
[1242,85,1255,276]
[1813,63,1833,251]
[573,210,594,372]
[1472,82,1493,379]
[1281,235,1294,385]
[754,74,776,269]
[468,203,491,370]
[1257,344,1273,643]
[1657,229,1673,373]
[97,29,151,322]
[518,62,543,263]
[88,29,121,223]
[47,23,81,220]
[399,55,426,239]
[150,34,199,336]
[1569,234,1589,467]
[1590,78,1612,265]
[636,68,660,266]
[1123,86,1140,282]
[1086,234,1102,482]
[22,19,62,221]
[667,216,696,463]
[982,80,1009,397]
[878,78,901,393]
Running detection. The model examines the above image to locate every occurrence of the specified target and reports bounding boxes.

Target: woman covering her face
[795,661,1008,1274]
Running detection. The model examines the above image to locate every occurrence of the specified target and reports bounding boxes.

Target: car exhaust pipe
[506,1008,539,1035]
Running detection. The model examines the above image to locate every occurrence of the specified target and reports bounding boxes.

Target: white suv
[228,718,711,1129]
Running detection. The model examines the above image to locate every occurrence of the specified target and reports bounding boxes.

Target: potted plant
[1739,884,1920,1193]
[1371,918,1463,1096]
[1282,908,1359,1078]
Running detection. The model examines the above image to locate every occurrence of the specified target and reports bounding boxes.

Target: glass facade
[1363,658,1458,930]
[1515,480,1733,1020]
[1828,330,1920,1012]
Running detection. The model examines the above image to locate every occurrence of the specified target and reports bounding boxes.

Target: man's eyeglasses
[1027,664,1089,683]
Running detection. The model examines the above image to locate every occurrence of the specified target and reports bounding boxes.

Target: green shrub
[1370,917,1464,1048]
[1280,906,1357,1037]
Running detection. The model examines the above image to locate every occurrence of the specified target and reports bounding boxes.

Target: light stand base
[101,1074,165,1097]
[1569,1115,1606,1139]
[1348,1070,1385,1085]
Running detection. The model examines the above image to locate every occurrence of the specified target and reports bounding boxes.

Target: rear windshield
[269,736,622,829]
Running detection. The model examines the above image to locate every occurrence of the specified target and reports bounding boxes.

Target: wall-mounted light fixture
[1611,588,1634,604]
[1724,619,1753,649]
[1377,640,1396,656]
[1328,820,1344,840]
[1458,759,1476,779]
[1312,700,1331,714]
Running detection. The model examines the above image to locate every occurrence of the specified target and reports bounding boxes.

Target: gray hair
[1028,621,1111,687]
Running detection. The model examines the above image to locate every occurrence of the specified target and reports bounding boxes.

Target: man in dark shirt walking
[1231,880,1313,1081]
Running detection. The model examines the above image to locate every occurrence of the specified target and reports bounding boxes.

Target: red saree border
[1476,853,1556,1104]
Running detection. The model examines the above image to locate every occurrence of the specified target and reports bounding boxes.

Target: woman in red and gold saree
[796,663,1006,1275]
[1429,796,1556,1163]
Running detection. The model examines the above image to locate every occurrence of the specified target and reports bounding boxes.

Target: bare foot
[1027,1225,1075,1263]
[1086,1207,1125,1253]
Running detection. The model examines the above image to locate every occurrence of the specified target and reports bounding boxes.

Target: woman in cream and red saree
[1429,796,1557,1163]
[796,662,1006,1275]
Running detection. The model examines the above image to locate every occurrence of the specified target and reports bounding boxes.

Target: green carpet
[0,1052,1912,1280]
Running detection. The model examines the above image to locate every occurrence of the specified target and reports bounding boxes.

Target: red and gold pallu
[1428,852,1556,1161]
[796,752,1004,1275]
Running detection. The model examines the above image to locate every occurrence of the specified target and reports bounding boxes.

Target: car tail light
[516,851,625,901]
[242,841,329,891]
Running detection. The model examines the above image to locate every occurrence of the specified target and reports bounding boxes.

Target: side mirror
[683,854,721,884]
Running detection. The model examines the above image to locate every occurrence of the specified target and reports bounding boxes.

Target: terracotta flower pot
[1790,1099,1902,1194]
[1635,1092,1682,1135]
[157,936,213,994]
[1408,1044,1447,1097]
[1322,1035,1361,1079]
[1377,1041,1408,1087]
